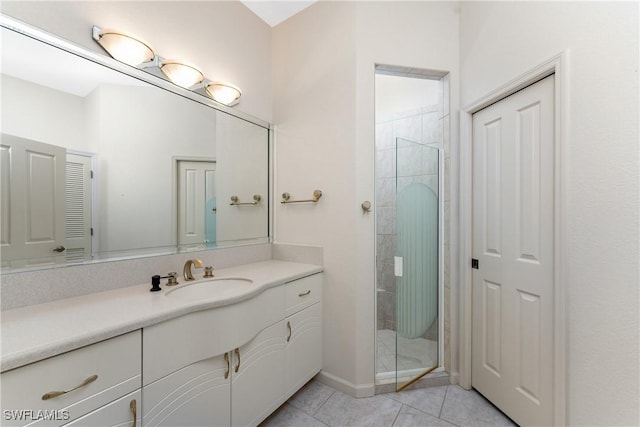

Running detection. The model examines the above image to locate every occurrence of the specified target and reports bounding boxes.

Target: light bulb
[95,29,154,66]
[160,61,204,89]
[205,82,242,106]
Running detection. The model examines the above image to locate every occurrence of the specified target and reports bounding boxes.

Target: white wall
[0,1,273,121]
[1,75,86,148]
[459,2,639,425]
[273,0,459,395]
[272,0,361,393]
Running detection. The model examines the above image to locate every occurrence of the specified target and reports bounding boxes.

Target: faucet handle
[204,266,214,278]
[166,272,179,286]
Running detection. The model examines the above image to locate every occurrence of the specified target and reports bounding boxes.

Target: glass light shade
[160,61,205,88]
[96,30,155,66]
[205,82,242,106]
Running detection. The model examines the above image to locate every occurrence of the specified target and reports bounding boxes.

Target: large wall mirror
[0,18,270,271]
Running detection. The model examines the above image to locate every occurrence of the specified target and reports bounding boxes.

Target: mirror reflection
[0,25,270,270]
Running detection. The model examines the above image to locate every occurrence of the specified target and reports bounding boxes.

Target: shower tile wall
[375,103,444,334]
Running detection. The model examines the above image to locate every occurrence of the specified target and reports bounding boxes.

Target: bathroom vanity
[0,15,323,427]
[0,260,323,427]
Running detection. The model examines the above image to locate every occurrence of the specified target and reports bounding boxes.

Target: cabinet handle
[130,399,137,427]
[286,321,292,342]
[298,290,311,297]
[41,374,98,400]
[234,348,240,373]
[224,353,230,379]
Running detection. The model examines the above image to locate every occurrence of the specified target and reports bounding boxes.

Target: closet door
[472,75,555,426]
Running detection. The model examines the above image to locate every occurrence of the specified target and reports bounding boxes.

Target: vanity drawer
[1,330,141,426]
[285,274,322,317]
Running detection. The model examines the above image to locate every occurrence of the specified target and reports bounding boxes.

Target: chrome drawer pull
[41,374,98,400]
[298,290,311,297]
[130,399,137,427]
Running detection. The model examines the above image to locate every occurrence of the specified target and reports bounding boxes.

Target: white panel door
[472,75,554,426]
[177,161,216,246]
[1,134,66,267]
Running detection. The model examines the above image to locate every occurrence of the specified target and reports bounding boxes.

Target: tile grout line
[389,403,404,427]
[438,384,450,419]
[385,385,451,422]
[311,388,336,417]
[438,385,464,427]
[291,386,335,427]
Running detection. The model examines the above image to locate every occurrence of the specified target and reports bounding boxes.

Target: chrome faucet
[183,258,203,281]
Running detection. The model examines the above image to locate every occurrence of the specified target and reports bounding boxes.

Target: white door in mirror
[177,160,217,246]
[1,134,66,268]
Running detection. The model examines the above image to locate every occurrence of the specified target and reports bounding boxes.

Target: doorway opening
[374,65,448,391]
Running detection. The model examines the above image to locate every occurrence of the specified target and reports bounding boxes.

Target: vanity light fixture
[160,61,205,89]
[92,25,242,106]
[92,27,155,66]
[205,82,242,106]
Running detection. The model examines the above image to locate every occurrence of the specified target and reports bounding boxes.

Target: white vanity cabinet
[143,321,286,427]
[142,273,323,427]
[142,285,286,427]
[0,331,141,427]
[284,274,323,399]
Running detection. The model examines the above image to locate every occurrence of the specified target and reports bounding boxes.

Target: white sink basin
[165,277,253,300]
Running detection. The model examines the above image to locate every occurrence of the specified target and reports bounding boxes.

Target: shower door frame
[374,138,445,388]
[394,137,444,391]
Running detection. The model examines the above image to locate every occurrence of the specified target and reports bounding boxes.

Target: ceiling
[240,1,317,27]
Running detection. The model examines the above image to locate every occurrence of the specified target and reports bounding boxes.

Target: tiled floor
[260,379,518,427]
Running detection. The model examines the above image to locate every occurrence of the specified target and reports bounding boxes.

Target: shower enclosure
[375,68,444,391]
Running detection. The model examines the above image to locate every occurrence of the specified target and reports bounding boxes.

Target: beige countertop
[1,260,322,372]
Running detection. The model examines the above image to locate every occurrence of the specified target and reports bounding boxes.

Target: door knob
[361,201,372,213]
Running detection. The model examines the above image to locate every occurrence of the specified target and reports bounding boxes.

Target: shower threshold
[375,367,449,394]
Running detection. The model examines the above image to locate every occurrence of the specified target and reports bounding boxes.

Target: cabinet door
[143,354,230,427]
[63,390,140,427]
[231,321,285,427]
[284,302,322,399]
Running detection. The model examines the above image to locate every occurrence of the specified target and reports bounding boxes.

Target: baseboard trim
[316,371,375,398]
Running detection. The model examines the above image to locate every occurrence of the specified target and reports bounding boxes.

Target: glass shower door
[395,137,440,391]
